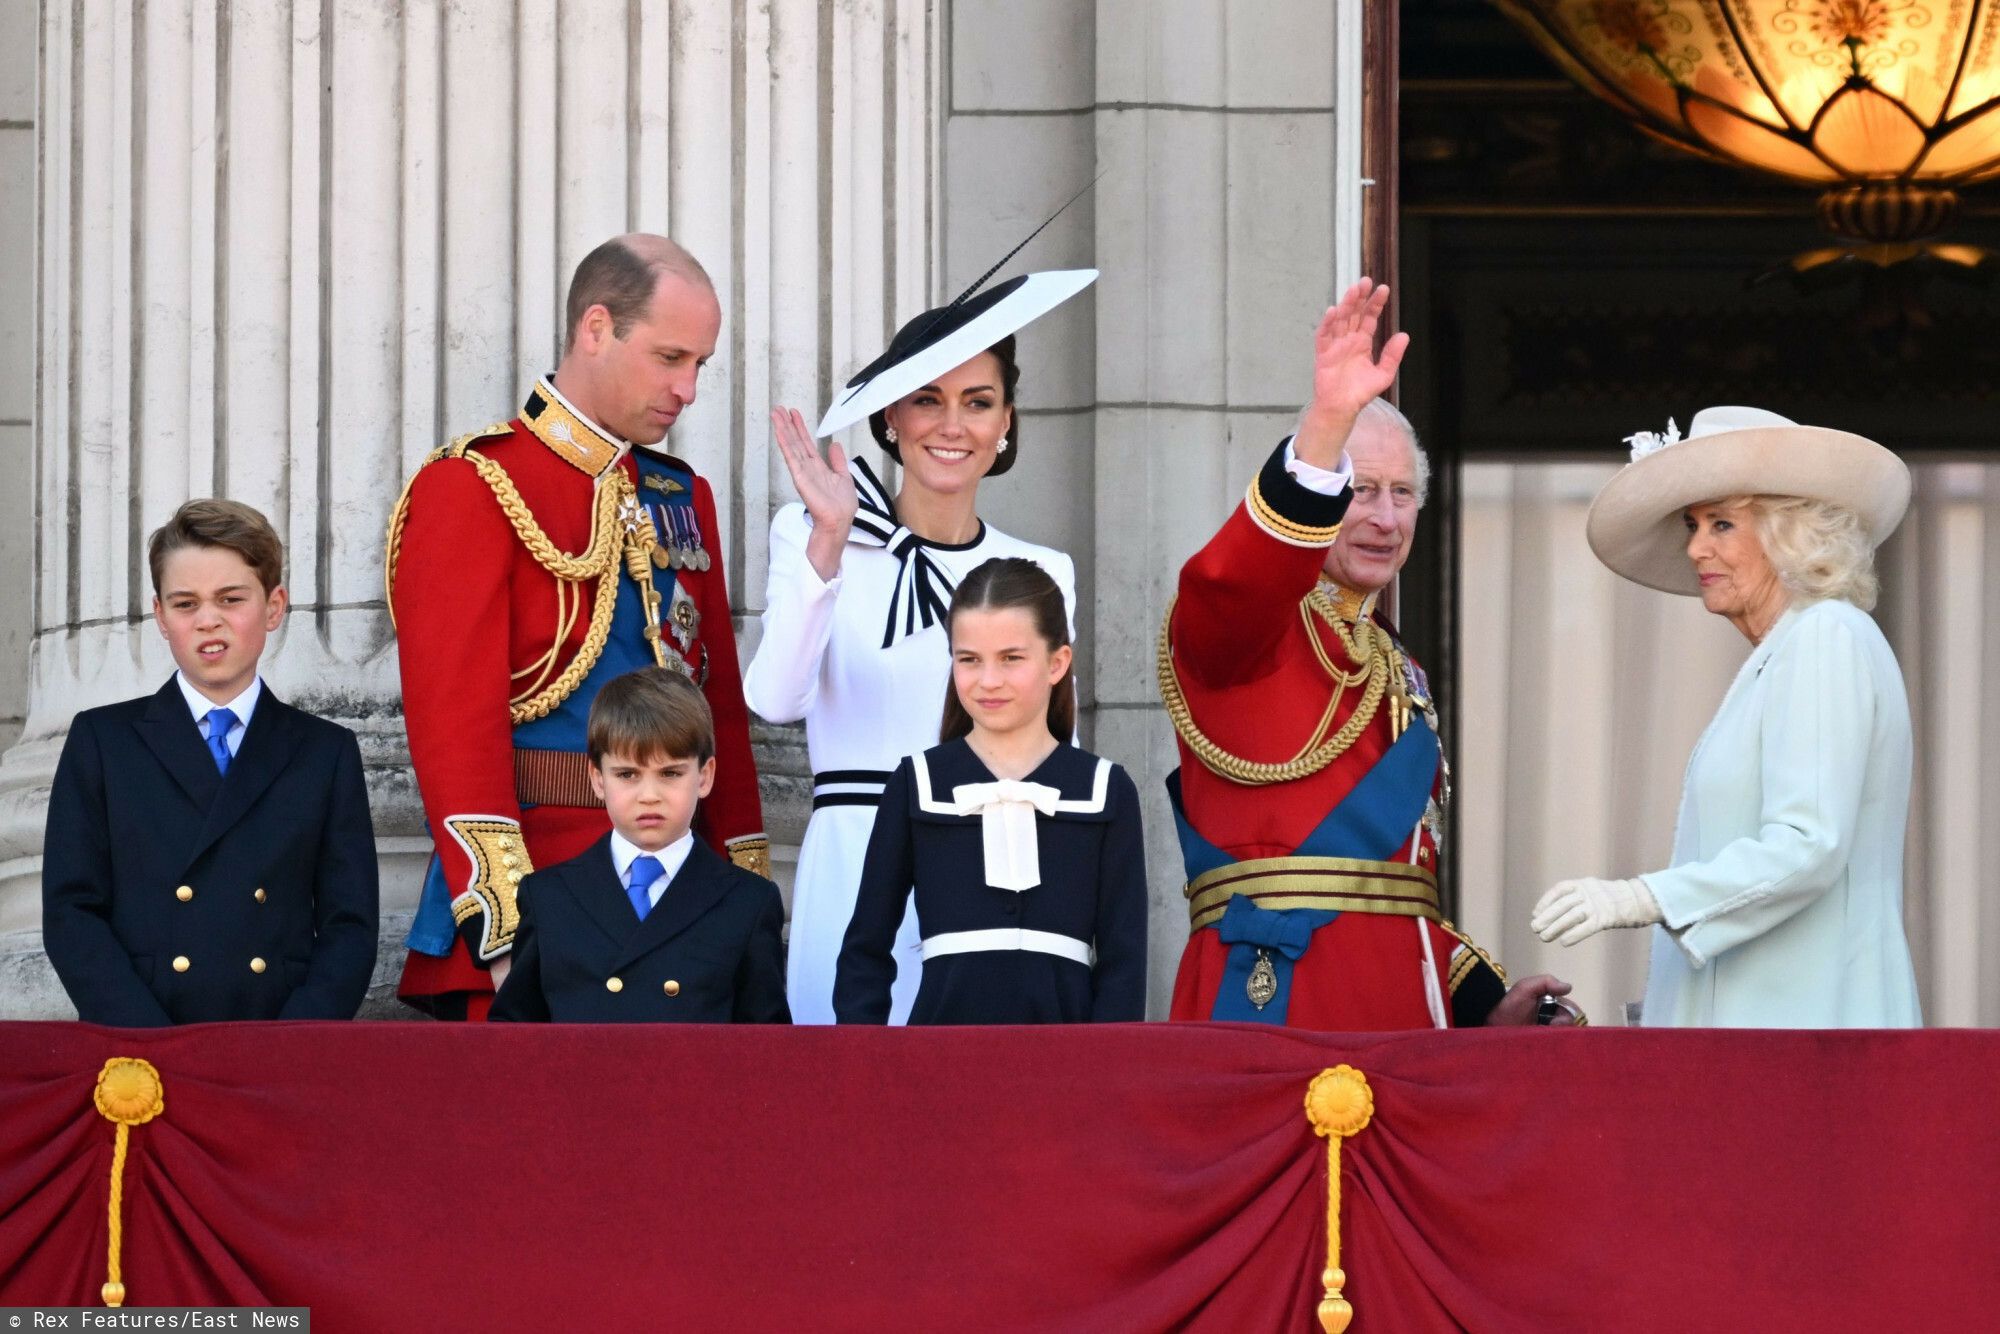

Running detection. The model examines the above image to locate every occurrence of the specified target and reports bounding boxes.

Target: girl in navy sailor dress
[834,558,1148,1024]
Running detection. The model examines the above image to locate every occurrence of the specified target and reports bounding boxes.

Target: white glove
[1530,877,1662,947]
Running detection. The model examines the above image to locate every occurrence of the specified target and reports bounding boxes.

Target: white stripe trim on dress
[812,780,888,797]
[920,928,1094,965]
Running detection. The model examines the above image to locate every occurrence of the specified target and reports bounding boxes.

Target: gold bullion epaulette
[440,422,516,459]
[383,424,516,626]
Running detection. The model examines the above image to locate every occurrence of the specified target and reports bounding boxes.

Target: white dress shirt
[175,673,264,759]
[1283,438,1355,495]
[608,828,695,910]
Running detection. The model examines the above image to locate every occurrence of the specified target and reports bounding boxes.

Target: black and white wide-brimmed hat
[1585,406,1911,596]
[815,175,1101,477]
[813,268,1096,476]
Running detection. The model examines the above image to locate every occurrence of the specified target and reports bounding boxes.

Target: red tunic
[388,382,765,1017]
[1164,443,1499,1030]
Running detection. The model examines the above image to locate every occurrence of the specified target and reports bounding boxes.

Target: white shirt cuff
[1282,436,1353,496]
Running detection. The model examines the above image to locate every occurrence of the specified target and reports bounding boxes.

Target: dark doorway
[1395,0,2000,912]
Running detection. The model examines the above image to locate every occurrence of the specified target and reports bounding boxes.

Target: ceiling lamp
[1489,1,2000,243]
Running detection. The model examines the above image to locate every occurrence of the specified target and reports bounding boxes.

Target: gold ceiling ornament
[1304,1065,1376,1334]
[1490,1,2000,241]
[92,1057,166,1308]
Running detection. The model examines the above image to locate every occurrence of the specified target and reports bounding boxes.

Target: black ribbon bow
[846,457,971,649]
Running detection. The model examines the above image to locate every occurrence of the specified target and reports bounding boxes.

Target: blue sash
[1171,716,1440,1023]
[1213,896,1336,1023]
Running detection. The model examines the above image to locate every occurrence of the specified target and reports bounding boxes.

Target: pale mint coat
[1640,599,1922,1028]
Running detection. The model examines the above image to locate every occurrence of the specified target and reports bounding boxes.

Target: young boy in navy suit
[493,667,788,1023]
[42,500,379,1025]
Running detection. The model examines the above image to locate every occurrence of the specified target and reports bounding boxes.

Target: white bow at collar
[949,780,1063,892]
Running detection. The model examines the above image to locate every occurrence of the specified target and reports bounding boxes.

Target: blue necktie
[203,707,238,775]
[626,854,665,921]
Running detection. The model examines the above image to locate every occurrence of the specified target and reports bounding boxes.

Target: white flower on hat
[1587,405,1911,597]
[1623,417,1681,461]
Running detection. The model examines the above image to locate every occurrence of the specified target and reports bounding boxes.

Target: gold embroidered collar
[1316,580,1379,624]
[521,377,630,478]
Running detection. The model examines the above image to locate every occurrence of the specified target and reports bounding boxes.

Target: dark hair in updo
[868,331,1023,478]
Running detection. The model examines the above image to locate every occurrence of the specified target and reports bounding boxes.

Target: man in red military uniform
[388,234,768,1018]
[1163,279,1572,1029]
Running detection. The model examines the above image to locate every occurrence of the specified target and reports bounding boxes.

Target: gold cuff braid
[726,836,773,881]
[1441,919,1506,989]
[1248,472,1344,546]
[1445,948,1481,995]
[445,817,533,960]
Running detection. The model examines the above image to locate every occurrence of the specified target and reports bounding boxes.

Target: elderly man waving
[1163,280,1573,1029]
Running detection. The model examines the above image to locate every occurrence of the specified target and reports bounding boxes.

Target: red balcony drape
[3,1023,1993,1331]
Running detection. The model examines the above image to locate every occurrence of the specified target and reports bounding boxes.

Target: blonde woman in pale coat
[1531,407,1921,1028]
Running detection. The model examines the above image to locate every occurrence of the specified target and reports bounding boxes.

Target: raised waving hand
[1295,278,1410,470]
[771,406,859,582]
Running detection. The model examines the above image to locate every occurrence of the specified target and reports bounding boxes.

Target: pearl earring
[996,437,1010,454]
[884,425,899,444]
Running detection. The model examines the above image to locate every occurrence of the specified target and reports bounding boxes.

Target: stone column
[1094,0,1366,1014]
[0,5,35,758]
[0,0,940,1018]
[942,0,1367,1013]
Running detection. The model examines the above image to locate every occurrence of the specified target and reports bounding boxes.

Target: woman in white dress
[746,271,1093,1024]
[1530,407,1921,1027]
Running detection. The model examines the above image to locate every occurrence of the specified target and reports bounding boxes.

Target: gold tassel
[622,502,676,670]
[92,1058,165,1308]
[1304,1065,1375,1334]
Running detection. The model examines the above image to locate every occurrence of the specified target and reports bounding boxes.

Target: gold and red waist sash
[1185,854,1440,931]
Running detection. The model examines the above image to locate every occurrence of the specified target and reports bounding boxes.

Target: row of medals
[643,481,711,571]
[647,526,704,661]
[649,506,710,571]
[652,543,710,571]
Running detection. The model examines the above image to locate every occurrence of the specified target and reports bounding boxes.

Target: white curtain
[1453,459,2000,1027]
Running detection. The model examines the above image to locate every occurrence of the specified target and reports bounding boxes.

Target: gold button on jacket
[171,956,190,973]
[254,887,267,903]
[605,977,624,993]
[663,980,680,996]
[250,957,267,974]
[175,885,194,902]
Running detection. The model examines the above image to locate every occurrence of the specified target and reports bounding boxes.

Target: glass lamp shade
[1490,1,2000,240]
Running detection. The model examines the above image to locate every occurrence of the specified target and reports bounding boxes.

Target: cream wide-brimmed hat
[1584,406,1912,596]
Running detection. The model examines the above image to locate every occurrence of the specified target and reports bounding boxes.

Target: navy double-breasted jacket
[41,677,380,1025]
[491,834,789,1024]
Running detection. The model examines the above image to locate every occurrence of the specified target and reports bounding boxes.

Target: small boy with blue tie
[492,667,789,1023]
[42,499,379,1024]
